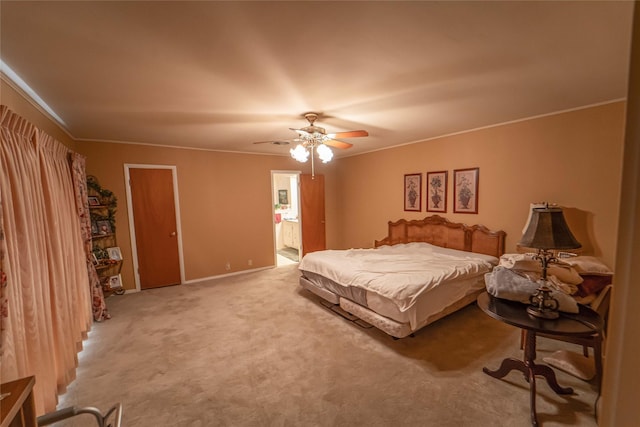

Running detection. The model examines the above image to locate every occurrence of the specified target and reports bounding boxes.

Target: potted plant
[457,176,473,209]
[430,176,443,208]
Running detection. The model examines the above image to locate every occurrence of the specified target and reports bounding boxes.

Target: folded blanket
[499,253,582,293]
[484,266,579,313]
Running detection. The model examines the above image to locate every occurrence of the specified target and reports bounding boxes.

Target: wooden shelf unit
[0,376,36,427]
[88,177,124,296]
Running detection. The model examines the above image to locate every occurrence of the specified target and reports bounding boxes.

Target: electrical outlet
[225,261,231,271]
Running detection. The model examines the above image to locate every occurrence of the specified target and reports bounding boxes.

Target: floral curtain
[0,105,92,414]
[69,153,110,321]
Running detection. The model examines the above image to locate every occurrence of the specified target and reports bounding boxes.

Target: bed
[298,215,506,338]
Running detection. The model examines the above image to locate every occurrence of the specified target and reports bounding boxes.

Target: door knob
[170,231,176,237]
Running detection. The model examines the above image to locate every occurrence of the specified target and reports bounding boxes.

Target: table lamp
[518,206,581,319]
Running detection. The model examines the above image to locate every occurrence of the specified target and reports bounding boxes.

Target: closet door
[129,167,181,289]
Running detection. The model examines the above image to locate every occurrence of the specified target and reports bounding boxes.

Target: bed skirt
[299,275,483,338]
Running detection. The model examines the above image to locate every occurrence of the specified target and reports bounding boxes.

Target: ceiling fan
[253,112,368,177]
[253,112,368,149]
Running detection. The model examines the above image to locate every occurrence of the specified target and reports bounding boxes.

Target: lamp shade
[519,207,582,250]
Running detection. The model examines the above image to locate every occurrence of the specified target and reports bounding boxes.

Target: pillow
[499,254,582,285]
[543,350,595,381]
[574,294,597,306]
[499,253,541,272]
[576,274,612,297]
[565,256,613,276]
[547,263,583,285]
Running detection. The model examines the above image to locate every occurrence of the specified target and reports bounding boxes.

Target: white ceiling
[0,1,634,158]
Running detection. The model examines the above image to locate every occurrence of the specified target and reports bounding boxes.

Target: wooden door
[129,168,181,289]
[300,174,326,256]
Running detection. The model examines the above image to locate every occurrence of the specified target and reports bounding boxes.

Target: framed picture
[108,274,122,289]
[404,173,422,212]
[91,221,99,235]
[96,220,112,235]
[453,168,479,214]
[107,246,122,261]
[88,196,100,206]
[426,171,448,212]
[278,189,289,205]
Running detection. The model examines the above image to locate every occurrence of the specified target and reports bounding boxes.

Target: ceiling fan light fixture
[278,112,367,176]
[290,144,309,163]
[316,143,333,163]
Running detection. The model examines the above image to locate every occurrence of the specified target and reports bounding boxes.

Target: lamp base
[527,284,560,320]
[526,305,560,319]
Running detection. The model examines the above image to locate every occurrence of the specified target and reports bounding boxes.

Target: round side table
[477,292,602,427]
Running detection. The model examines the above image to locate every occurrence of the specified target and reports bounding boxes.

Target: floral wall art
[454,168,479,213]
[426,171,448,212]
[404,173,422,211]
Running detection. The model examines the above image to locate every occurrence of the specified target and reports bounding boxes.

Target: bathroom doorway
[272,171,301,266]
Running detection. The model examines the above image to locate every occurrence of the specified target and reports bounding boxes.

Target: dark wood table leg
[527,364,538,427]
[593,335,603,392]
[523,330,540,426]
[484,330,575,426]
[524,330,573,395]
[530,364,573,395]
[483,357,527,379]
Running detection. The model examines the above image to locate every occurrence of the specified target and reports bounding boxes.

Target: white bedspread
[299,243,498,312]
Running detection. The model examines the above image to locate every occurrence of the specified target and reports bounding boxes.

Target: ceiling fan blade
[328,130,368,139]
[253,140,292,145]
[290,128,311,137]
[324,139,353,149]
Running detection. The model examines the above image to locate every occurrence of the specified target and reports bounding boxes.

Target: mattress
[301,269,486,330]
[299,242,498,331]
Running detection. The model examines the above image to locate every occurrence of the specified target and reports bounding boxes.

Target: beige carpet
[56,264,599,426]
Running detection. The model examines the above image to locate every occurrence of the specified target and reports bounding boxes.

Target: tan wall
[1,80,77,150]
[334,102,626,268]
[75,141,340,290]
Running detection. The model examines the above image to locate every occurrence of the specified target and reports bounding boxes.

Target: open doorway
[272,171,301,266]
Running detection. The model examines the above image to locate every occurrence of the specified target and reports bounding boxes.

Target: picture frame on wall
[453,167,479,214]
[404,173,422,212]
[426,171,448,212]
[87,196,100,206]
[278,189,289,205]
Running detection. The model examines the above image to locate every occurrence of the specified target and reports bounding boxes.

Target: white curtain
[0,105,92,415]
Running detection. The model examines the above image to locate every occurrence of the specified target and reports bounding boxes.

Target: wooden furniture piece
[1,376,36,427]
[520,284,612,389]
[299,215,506,338]
[282,219,300,249]
[373,214,506,255]
[477,292,602,427]
[88,176,124,296]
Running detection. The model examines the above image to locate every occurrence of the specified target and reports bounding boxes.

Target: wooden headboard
[373,215,506,258]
